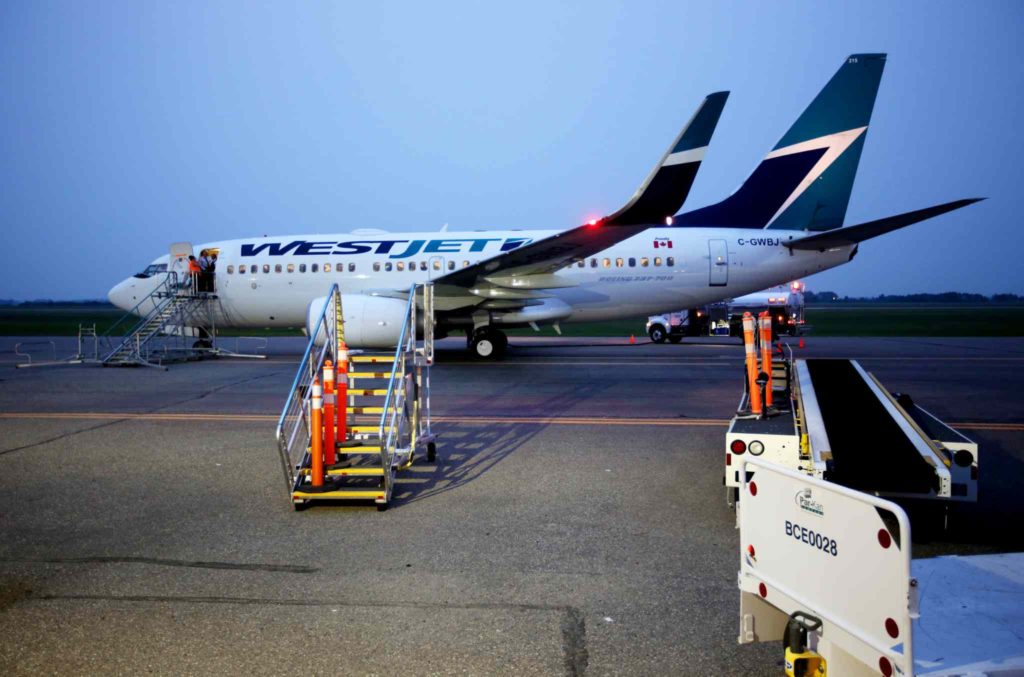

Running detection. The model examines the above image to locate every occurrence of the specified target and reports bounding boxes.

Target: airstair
[101,272,218,368]
[275,283,436,511]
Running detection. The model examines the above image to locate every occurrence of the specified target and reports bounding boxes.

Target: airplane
[108,54,981,359]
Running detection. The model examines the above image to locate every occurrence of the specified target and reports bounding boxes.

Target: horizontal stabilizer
[785,198,984,250]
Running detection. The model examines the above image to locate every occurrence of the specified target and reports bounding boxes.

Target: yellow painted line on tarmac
[1,412,1021,432]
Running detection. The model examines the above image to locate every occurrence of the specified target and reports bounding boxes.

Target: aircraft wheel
[470,328,506,360]
[668,335,683,344]
[648,325,667,343]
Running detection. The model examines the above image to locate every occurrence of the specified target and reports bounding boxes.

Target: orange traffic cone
[629,334,636,345]
[798,336,805,349]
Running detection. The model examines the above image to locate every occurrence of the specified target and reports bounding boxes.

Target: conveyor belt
[806,359,938,494]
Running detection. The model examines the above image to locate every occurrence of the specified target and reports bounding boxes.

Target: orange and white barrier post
[323,361,336,467]
[759,311,773,408]
[336,339,349,444]
[742,313,762,416]
[310,377,324,488]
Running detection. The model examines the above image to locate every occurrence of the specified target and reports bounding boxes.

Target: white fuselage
[108,227,853,332]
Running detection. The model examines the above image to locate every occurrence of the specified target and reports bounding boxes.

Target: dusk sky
[1,1,1021,300]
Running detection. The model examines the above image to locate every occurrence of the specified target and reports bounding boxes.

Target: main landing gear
[468,327,507,360]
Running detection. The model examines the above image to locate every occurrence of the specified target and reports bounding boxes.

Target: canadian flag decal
[653,237,673,249]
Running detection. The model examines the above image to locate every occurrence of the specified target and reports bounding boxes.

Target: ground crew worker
[188,255,201,293]
[208,253,218,293]
[199,251,214,292]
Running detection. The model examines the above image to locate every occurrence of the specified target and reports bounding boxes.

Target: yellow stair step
[348,372,392,379]
[332,445,382,454]
[349,389,388,397]
[349,406,395,415]
[351,355,396,363]
[293,489,386,501]
[327,466,384,477]
[299,466,385,476]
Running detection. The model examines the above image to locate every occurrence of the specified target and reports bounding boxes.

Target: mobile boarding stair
[275,283,436,511]
[101,272,220,368]
[737,458,1024,676]
[723,313,978,510]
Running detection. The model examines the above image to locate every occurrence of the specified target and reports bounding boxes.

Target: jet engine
[305,294,409,348]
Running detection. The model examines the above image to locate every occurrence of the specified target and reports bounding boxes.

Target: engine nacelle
[305,294,409,348]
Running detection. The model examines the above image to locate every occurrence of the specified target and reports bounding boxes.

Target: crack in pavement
[25,593,588,675]
[1,556,317,574]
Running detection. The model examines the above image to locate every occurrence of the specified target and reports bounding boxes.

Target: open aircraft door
[169,242,193,284]
[709,239,728,286]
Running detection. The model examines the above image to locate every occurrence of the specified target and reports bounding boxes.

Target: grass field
[2,304,1023,338]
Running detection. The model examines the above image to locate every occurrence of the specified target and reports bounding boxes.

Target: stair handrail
[275,284,341,495]
[377,285,420,498]
[100,272,179,351]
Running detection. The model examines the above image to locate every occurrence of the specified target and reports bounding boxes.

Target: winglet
[605,91,729,226]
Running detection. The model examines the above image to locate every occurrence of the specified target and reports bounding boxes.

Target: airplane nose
[107,280,132,311]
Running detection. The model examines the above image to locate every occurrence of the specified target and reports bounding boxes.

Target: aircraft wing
[432,92,728,296]
[784,198,983,251]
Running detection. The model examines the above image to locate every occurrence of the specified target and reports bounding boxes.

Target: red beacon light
[791,281,803,292]
[587,218,600,227]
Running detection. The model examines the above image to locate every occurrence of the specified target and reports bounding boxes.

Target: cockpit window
[134,263,168,279]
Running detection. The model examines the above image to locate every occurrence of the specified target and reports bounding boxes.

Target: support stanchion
[310,378,324,488]
[742,313,762,416]
[759,311,773,408]
[323,361,336,467]
[337,339,349,444]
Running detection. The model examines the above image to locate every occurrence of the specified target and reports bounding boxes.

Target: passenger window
[238,265,246,274]
[448,260,455,270]
[615,258,623,268]
[654,257,662,266]
[422,262,429,271]
[373,262,380,272]
[628,257,636,267]
[577,260,584,268]
[275,264,282,273]
[227,265,234,274]
[667,256,675,267]
[462,260,469,268]
[324,263,331,273]
[385,262,393,272]
[311,263,319,273]
[299,264,307,273]
[262,264,270,273]
[348,263,355,272]
[640,257,649,267]
[602,258,611,268]
[287,263,295,273]
[397,262,405,272]
[590,258,597,268]
[433,260,441,271]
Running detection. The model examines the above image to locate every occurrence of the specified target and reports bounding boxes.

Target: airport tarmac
[1,336,1022,675]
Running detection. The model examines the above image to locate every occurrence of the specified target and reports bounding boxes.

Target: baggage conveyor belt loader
[724,356,978,510]
[737,458,1024,676]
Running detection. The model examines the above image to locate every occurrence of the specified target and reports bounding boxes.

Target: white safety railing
[375,283,435,502]
[275,284,343,494]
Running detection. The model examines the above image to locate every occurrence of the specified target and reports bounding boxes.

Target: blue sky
[1,1,1021,299]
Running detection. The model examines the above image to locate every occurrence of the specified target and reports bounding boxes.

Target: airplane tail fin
[676,54,887,231]
[606,91,729,225]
